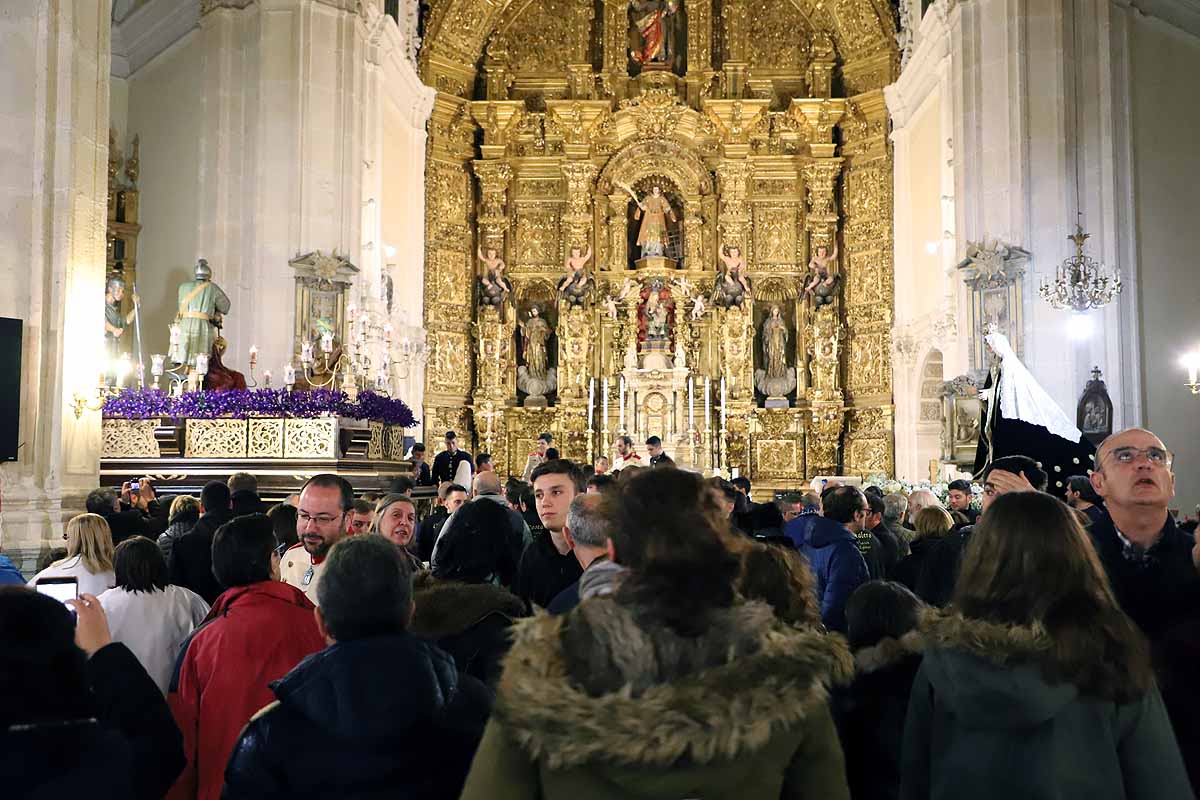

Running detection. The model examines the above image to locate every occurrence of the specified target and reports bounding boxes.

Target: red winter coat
[166,580,325,800]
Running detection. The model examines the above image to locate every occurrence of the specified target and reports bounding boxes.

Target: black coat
[871,524,903,579]
[515,531,582,611]
[892,535,957,607]
[410,575,527,688]
[221,634,491,800]
[0,643,185,800]
[168,508,236,605]
[416,506,448,563]
[834,636,924,800]
[106,504,167,546]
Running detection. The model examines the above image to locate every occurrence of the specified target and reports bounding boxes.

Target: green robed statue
[170,259,231,367]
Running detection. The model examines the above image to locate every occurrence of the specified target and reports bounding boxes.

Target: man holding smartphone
[85,478,168,546]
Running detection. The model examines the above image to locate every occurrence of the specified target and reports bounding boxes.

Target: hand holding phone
[35,576,79,606]
[66,594,112,657]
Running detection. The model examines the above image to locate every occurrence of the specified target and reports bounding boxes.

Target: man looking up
[282,474,354,604]
[548,493,624,615]
[1088,428,1200,641]
[516,459,584,609]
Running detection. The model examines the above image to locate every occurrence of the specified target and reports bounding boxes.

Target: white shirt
[280,543,324,605]
[28,555,115,598]
[98,585,211,694]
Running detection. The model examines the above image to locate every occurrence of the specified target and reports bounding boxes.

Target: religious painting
[1076,367,1113,446]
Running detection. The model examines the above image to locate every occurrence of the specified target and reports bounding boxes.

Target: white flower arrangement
[863,472,984,511]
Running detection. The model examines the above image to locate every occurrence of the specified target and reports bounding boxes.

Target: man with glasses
[1088,428,1200,641]
[281,474,354,605]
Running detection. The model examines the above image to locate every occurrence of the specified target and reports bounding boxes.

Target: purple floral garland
[103,388,417,428]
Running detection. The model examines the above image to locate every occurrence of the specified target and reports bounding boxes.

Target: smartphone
[35,576,79,606]
[130,481,141,493]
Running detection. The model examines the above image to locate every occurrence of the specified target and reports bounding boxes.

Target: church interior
[2,0,1199,566]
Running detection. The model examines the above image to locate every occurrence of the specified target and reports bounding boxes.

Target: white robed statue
[170,259,231,367]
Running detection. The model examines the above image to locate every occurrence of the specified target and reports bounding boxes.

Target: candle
[150,354,165,378]
[263,370,272,387]
[348,302,357,320]
[383,322,394,342]
[720,376,727,430]
[688,377,694,430]
[249,345,258,368]
[169,323,180,346]
[587,378,595,427]
[195,354,209,376]
[704,376,711,430]
[284,363,296,387]
[619,376,626,431]
[375,370,388,391]
[301,341,314,364]
[601,378,609,430]
[320,332,334,353]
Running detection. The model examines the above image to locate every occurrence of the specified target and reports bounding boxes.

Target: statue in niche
[803,242,841,308]
[558,245,593,308]
[171,259,230,368]
[638,279,674,345]
[754,305,797,404]
[517,306,557,405]
[711,244,752,308]
[477,245,512,317]
[622,184,676,260]
[629,0,685,72]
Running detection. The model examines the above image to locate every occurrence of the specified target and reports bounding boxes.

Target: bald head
[473,471,502,497]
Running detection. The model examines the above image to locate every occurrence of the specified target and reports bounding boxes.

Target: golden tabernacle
[420,0,898,492]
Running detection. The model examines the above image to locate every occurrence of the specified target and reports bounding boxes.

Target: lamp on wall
[1182,349,1200,395]
[1038,1,1122,314]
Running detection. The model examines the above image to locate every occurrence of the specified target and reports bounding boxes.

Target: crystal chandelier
[1038,222,1123,312]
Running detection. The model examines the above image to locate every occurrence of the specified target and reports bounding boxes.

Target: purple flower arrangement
[103,388,417,428]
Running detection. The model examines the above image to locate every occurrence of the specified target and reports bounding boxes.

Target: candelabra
[72,353,135,417]
[1038,223,1123,313]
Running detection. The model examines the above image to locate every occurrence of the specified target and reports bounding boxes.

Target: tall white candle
[301,341,314,364]
[587,378,595,428]
[720,376,727,429]
[602,378,609,430]
[169,323,181,347]
[688,377,694,430]
[619,376,626,430]
[704,376,711,430]
[284,363,296,387]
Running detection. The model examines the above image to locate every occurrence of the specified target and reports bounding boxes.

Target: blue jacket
[791,515,869,632]
[0,554,24,585]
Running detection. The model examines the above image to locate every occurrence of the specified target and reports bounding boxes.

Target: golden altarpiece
[419,0,898,492]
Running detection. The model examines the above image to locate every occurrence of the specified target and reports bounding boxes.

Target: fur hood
[494,598,853,770]
[919,609,1052,666]
[854,631,924,674]
[410,574,526,639]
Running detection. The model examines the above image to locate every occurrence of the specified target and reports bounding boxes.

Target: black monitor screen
[0,317,21,461]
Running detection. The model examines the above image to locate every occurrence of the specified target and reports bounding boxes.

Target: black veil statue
[974,332,1096,496]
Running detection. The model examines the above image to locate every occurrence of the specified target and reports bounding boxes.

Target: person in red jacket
[166,514,325,800]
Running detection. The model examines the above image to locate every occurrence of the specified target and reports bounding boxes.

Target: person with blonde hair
[902,491,1191,799]
[28,513,116,597]
[158,494,200,563]
[892,506,955,606]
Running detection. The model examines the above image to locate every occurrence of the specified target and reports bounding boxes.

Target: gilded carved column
[715,160,754,257]
[473,160,513,252]
[471,160,515,411]
[561,161,598,252]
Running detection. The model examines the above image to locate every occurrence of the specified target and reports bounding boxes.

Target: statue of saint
[520,307,551,381]
[804,243,840,308]
[104,277,139,361]
[712,244,752,308]
[637,279,674,346]
[558,245,593,308]
[629,0,684,72]
[477,246,512,314]
[762,306,789,380]
[171,259,230,368]
[623,184,676,259]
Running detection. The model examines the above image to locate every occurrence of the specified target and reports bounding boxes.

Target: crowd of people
[3,426,1199,799]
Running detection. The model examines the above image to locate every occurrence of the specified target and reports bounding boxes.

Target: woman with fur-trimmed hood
[901,491,1192,800]
[460,468,855,800]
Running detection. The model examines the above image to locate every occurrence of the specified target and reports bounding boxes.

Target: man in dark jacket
[515,460,583,609]
[416,482,467,563]
[432,430,474,484]
[867,493,903,579]
[221,536,491,799]
[795,486,870,632]
[168,481,236,604]
[86,483,168,546]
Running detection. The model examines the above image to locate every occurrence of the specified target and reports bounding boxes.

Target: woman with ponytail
[460,467,854,800]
